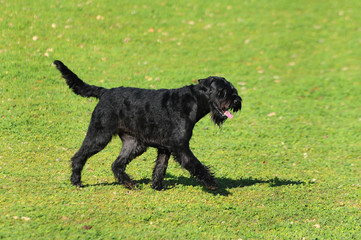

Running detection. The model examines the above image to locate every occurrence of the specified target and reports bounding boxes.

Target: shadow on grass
[137,174,305,196]
[84,175,305,197]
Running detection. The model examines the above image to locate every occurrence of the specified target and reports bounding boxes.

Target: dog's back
[99,85,201,148]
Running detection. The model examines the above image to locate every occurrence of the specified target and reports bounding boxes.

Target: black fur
[54,60,242,190]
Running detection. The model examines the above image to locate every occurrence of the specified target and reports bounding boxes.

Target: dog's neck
[191,84,212,122]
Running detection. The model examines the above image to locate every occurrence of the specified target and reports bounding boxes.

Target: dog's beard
[210,97,241,126]
[211,112,227,126]
[210,104,230,126]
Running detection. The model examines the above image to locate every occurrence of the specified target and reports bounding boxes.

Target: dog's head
[198,76,242,126]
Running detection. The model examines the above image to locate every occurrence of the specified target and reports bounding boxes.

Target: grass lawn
[1,0,360,239]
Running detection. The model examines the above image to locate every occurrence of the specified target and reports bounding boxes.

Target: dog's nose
[234,96,242,104]
[233,97,242,111]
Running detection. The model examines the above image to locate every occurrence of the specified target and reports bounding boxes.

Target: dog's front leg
[151,149,171,190]
[175,148,218,191]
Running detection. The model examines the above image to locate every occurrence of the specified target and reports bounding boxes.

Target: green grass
[1,0,361,239]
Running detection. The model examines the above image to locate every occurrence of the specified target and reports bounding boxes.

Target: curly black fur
[54,60,242,190]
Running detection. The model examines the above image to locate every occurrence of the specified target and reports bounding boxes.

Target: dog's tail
[53,60,107,98]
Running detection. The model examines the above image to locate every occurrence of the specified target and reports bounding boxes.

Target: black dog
[54,60,242,190]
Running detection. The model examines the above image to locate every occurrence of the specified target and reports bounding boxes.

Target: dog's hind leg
[174,148,218,191]
[70,102,117,187]
[112,135,147,189]
[70,129,112,187]
[151,149,171,190]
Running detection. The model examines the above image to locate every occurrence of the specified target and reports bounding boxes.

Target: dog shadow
[136,174,306,196]
[84,175,305,196]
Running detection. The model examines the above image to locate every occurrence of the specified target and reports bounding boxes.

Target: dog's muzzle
[230,96,242,113]
[213,96,242,120]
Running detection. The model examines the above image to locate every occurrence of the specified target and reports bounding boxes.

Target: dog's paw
[151,183,164,191]
[72,182,85,188]
[123,181,137,189]
[205,184,218,191]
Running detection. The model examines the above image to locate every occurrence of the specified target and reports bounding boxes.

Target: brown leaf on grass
[82,225,93,230]
[310,86,319,92]
[44,48,54,58]
[203,24,212,30]
[287,62,296,66]
[21,216,31,221]
[256,66,264,74]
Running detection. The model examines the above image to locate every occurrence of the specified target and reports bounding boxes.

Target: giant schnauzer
[54,60,242,190]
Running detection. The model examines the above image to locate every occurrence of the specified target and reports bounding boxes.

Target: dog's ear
[198,76,214,89]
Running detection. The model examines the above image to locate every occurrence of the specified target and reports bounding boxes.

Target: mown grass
[1,0,360,239]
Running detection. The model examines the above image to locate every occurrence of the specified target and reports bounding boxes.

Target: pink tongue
[224,111,233,119]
